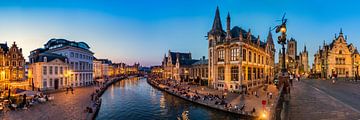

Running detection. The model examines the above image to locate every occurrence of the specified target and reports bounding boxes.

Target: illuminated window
[231,48,239,61]
[218,49,225,61]
[243,49,247,61]
[218,67,224,80]
[231,66,239,81]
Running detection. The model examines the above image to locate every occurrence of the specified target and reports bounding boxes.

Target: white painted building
[29,52,69,90]
[30,38,94,87]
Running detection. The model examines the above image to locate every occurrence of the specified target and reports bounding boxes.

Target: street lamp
[276,20,287,74]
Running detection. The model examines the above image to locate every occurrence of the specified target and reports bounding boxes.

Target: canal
[96,77,242,120]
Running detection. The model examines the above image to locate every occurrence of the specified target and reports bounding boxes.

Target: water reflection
[96,77,244,120]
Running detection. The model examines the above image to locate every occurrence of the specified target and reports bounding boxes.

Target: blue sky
[0,0,360,66]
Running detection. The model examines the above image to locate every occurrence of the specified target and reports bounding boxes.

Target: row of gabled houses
[0,38,140,92]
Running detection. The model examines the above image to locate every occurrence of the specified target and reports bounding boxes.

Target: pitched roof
[179,59,198,67]
[0,43,9,53]
[192,59,208,65]
[169,52,191,65]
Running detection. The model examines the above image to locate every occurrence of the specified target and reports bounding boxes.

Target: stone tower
[300,45,309,74]
[287,38,297,60]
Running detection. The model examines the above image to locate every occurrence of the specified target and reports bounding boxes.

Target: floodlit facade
[207,7,275,92]
[0,42,26,90]
[312,29,360,78]
[30,38,94,87]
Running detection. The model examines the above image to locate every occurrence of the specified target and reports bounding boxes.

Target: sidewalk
[1,86,97,120]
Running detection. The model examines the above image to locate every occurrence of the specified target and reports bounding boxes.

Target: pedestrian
[71,87,74,94]
[289,74,294,87]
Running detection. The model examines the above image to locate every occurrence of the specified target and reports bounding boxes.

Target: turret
[239,28,243,42]
[226,12,231,40]
[266,27,274,45]
[209,6,224,35]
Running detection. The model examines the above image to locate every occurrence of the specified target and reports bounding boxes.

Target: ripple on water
[96,77,246,120]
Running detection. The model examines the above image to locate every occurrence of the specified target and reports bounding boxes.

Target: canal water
[96,77,242,120]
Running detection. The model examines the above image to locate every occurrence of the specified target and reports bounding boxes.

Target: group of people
[149,78,259,115]
[1,92,52,113]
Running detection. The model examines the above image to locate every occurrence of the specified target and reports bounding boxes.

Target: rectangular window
[254,53,256,63]
[249,51,252,62]
[60,78,63,85]
[43,79,47,88]
[71,62,74,69]
[75,53,79,58]
[231,66,239,81]
[218,67,225,80]
[60,67,63,74]
[231,48,239,61]
[258,55,260,63]
[75,62,78,70]
[218,49,225,61]
[71,52,74,57]
[49,66,53,75]
[243,49,247,61]
[43,66,47,75]
[55,66,58,75]
[248,67,252,80]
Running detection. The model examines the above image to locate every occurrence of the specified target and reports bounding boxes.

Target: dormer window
[44,56,48,62]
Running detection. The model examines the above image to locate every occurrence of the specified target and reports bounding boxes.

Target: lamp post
[276,20,287,74]
[275,15,290,92]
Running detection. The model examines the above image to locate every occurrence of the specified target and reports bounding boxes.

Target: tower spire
[340,28,343,34]
[209,6,224,34]
[267,27,274,45]
[226,12,231,40]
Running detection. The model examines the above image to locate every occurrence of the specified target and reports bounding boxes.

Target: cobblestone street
[1,86,97,120]
[289,79,360,120]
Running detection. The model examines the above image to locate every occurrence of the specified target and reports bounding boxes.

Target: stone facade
[312,29,360,78]
[0,42,26,90]
[93,58,111,79]
[162,50,198,81]
[189,57,208,85]
[278,38,309,75]
[207,7,275,92]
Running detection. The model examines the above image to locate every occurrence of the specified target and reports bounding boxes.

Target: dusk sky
[0,0,360,66]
